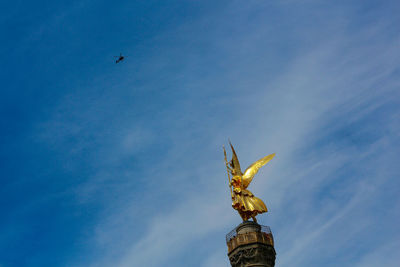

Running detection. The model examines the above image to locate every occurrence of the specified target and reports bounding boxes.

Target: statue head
[231,175,242,187]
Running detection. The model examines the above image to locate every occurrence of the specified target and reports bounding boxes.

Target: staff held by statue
[223,145,233,199]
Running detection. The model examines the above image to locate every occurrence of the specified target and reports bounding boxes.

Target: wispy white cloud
[353,240,400,267]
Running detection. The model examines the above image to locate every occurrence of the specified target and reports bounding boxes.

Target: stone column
[226,221,276,267]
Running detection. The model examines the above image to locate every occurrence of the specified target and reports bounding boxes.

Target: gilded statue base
[226,221,276,267]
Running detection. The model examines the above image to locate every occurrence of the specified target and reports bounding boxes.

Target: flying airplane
[114,53,125,64]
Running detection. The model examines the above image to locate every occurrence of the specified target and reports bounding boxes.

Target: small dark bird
[114,53,125,63]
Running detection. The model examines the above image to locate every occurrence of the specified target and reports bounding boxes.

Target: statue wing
[242,153,275,188]
[230,142,242,175]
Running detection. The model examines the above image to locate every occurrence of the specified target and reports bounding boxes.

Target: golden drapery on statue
[224,142,275,222]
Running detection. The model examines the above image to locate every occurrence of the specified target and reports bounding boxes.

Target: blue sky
[1,0,400,266]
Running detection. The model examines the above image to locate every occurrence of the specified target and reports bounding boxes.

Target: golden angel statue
[224,142,275,222]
